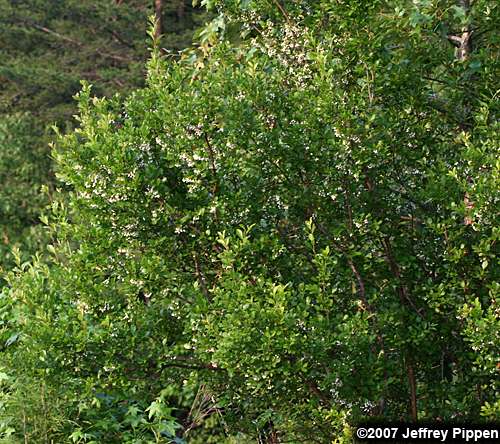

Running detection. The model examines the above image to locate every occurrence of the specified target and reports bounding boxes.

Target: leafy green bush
[2,0,498,442]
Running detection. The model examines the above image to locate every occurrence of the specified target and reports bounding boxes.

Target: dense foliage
[0,0,207,273]
[1,0,499,442]
[0,0,206,119]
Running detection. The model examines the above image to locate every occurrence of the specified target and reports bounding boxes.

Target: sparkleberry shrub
[1,1,498,442]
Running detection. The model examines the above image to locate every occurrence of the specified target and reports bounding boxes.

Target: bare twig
[27,22,133,62]
[160,357,222,372]
[269,0,291,24]
[347,258,369,311]
[31,23,81,45]
[109,29,136,49]
[204,132,219,192]
[193,252,210,300]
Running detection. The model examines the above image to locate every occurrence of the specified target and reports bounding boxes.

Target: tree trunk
[177,0,185,21]
[455,1,474,224]
[456,0,472,62]
[154,0,163,40]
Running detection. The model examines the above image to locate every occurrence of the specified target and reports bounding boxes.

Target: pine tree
[0,0,207,272]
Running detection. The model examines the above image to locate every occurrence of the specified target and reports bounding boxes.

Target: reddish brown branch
[347,258,371,312]
[381,237,424,319]
[193,253,210,300]
[305,379,331,407]
[160,356,222,372]
[154,0,163,40]
[204,132,219,194]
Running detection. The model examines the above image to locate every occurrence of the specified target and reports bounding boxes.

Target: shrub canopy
[1,0,499,442]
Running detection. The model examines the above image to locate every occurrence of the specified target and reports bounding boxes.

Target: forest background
[0,0,498,443]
